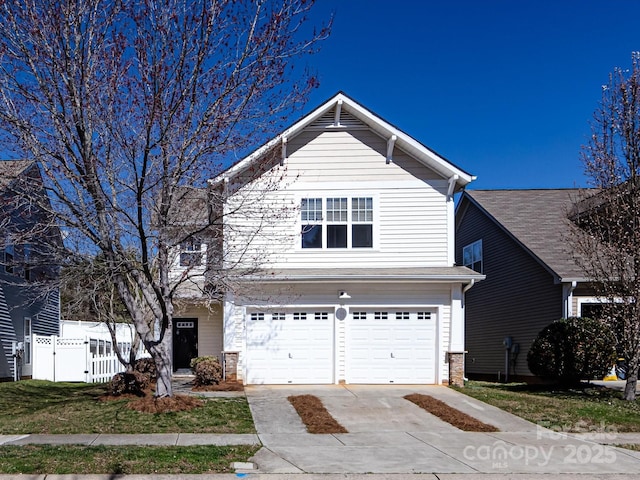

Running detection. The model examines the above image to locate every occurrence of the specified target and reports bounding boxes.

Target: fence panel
[90,354,125,383]
[32,335,55,381]
[32,335,128,383]
[54,337,89,382]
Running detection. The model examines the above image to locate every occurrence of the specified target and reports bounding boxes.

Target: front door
[173,318,198,372]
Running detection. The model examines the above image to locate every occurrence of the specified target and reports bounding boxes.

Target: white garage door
[346,309,437,384]
[245,310,334,384]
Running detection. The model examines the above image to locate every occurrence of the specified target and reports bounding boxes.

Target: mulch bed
[404,393,499,432]
[288,394,348,434]
[126,394,204,413]
[192,381,244,392]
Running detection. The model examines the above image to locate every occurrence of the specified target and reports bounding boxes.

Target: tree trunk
[623,367,638,401]
[148,325,173,398]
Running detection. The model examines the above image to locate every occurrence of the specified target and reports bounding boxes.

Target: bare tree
[568,53,640,401]
[0,0,329,397]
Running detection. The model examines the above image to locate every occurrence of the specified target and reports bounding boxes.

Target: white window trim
[462,239,483,273]
[576,296,625,317]
[23,317,31,365]
[298,193,378,250]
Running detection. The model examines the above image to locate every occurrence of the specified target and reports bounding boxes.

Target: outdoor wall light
[338,291,351,300]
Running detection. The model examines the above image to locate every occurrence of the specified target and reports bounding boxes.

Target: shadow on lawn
[473,380,624,400]
[0,380,110,413]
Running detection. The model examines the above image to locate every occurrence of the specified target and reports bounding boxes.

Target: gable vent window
[463,239,483,273]
[301,197,374,249]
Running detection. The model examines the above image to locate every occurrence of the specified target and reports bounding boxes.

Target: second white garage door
[245,310,334,384]
[346,309,437,384]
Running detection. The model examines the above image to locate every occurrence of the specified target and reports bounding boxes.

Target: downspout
[563,280,577,318]
[462,279,475,308]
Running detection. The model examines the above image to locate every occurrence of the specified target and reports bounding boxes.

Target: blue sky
[299,1,640,190]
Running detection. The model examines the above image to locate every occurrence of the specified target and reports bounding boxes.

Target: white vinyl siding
[224,129,450,270]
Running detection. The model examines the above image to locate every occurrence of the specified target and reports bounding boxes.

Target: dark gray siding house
[455,189,593,381]
[0,160,61,381]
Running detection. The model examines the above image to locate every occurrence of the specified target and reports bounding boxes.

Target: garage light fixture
[338,291,351,300]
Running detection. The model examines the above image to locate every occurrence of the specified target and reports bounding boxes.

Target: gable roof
[458,189,588,282]
[0,160,34,191]
[212,92,475,191]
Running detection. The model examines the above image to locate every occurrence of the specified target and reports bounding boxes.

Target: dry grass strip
[404,393,499,432]
[288,394,348,434]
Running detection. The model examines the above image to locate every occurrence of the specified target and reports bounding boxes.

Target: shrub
[133,357,157,382]
[191,356,222,386]
[527,316,617,387]
[109,370,149,396]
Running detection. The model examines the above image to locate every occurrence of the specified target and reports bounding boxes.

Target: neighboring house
[455,189,599,382]
[0,160,61,381]
[170,92,483,385]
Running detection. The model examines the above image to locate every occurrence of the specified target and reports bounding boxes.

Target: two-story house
[0,160,61,381]
[171,92,483,385]
[455,189,596,382]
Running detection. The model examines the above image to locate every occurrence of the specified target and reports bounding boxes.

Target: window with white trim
[463,239,483,273]
[300,197,374,249]
[326,197,347,248]
[23,317,31,364]
[352,197,373,248]
[179,237,202,266]
[301,198,323,248]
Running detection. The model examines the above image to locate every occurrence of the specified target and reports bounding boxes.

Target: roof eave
[238,273,486,283]
[210,92,476,188]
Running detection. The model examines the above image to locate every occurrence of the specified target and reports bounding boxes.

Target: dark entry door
[173,318,198,372]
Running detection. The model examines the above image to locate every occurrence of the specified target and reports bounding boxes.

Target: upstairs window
[3,243,14,275]
[463,239,483,273]
[301,198,323,248]
[352,197,373,248]
[301,197,374,249]
[179,237,203,267]
[326,197,347,248]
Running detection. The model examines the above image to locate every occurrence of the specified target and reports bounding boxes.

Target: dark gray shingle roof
[463,189,587,281]
[0,160,33,191]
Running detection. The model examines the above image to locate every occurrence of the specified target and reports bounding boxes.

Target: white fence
[32,334,132,383]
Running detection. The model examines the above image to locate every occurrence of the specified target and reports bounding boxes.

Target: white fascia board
[339,97,475,186]
[209,92,476,189]
[209,94,344,186]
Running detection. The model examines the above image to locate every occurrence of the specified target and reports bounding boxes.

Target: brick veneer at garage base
[223,352,464,386]
[448,352,465,387]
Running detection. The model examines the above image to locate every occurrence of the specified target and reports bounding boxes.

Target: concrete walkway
[244,384,640,475]
[3,383,640,478]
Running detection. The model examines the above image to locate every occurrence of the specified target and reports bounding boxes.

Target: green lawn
[0,445,260,475]
[456,381,640,433]
[0,380,255,434]
[0,380,258,474]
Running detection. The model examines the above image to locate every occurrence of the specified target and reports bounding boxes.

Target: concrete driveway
[245,384,640,475]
